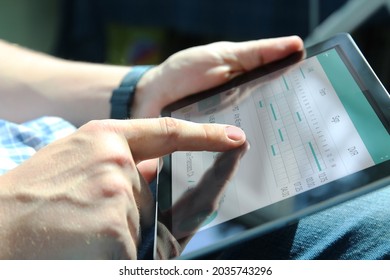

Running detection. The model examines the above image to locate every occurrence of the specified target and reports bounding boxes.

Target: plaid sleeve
[0,117,76,175]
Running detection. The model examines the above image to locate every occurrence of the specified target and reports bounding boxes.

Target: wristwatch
[110,65,153,119]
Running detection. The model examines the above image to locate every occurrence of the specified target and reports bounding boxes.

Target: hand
[133,36,303,117]
[0,118,245,259]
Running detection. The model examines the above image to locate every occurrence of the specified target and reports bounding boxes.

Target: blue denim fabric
[218,185,390,260]
[140,183,390,260]
[137,180,157,260]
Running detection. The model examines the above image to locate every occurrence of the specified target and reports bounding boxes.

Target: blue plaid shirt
[0,117,76,175]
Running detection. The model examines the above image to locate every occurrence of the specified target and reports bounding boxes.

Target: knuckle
[99,210,139,249]
[80,120,109,131]
[78,122,134,167]
[107,150,133,168]
[160,117,181,142]
[95,175,141,249]
[98,174,133,198]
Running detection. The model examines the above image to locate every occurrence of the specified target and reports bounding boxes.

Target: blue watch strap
[110,65,153,119]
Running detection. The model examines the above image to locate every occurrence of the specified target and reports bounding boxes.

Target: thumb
[137,158,160,183]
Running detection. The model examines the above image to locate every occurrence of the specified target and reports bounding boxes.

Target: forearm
[0,36,305,126]
[0,40,130,126]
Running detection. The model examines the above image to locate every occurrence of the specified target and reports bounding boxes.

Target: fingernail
[225,126,245,141]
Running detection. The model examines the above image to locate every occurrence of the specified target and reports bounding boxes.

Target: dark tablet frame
[156,33,390,259]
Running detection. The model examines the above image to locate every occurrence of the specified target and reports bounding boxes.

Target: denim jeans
[140,184,390,260]
[219,185,390,260]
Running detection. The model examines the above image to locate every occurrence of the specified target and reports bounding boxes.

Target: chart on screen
[171,52,375,229]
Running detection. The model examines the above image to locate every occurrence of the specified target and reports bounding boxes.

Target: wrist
[131,65,164,118]
[110,65,154,119]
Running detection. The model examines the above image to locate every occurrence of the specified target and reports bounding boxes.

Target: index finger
[111,118,246,162]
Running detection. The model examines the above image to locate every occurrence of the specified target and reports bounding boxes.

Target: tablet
[155,33,390,260]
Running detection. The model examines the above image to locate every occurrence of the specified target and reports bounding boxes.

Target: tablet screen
[157,34,390,259]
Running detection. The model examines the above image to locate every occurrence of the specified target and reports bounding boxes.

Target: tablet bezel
[156,33,390,259]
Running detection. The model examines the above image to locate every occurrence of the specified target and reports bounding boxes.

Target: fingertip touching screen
[155,33,390,260]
